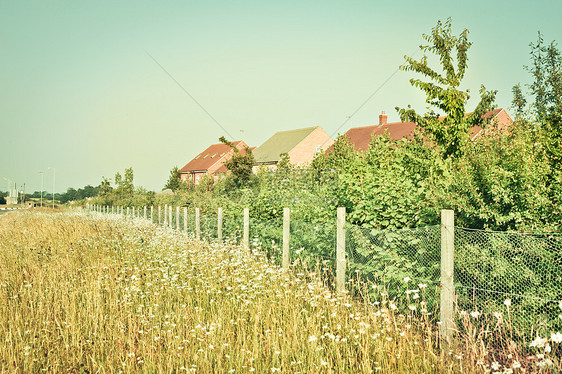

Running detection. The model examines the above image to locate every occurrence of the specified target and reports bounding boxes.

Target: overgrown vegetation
[2,210,558,372]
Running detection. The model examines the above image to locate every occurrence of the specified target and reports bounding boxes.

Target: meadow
[0,210,558,373]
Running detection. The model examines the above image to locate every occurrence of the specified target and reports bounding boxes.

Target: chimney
[379,111,388,126]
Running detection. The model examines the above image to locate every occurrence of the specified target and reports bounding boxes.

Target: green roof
[253,126,319,164]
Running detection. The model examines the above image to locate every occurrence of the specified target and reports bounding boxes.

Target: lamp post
[39,172,44,207]
[48,167,55,208]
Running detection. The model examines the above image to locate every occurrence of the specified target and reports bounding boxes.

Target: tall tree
[511,83,527,119]
[219,137,255,186]
[396,18,497,159]
[164,166,181,191]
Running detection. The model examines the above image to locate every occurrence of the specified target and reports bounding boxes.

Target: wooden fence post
[164,204,168,226]
[243,208,249,250]
[283,208,290,270]
[176,206,180,230]
[144,206,147,220]
[150,206,154,222]
[217,207,223,244]
[126,207,130,217]
[336,207,346,295]
[158,206,161,225]
[184,207,188,232]
[195,208,201,240]
[169,206,172,227]
[132,206,135,218]
[440,209,455,351]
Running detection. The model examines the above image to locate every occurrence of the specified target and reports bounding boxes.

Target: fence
[86,203,562,344]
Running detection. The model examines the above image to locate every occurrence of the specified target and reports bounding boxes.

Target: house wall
[288,127,334,164]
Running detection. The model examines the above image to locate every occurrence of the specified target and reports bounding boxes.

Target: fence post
[184,207,188,232]
[176,206,180,230]
[126,207,130,217]
[283,208,290,270]
[151,206,154,223]
[132,206,135,218]
[218,207,223,244]
[336,207,346,295]
[158,206,161,225]
[195,208,201,240]
[112,206,114,214]
[144,206,147,220]
[164,204,168,226]
[440,209,455,351]
[243,208,249,250]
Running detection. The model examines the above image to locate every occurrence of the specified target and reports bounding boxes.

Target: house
[179,141,254,185]
[252,126,334,171]
[340,108,513,152]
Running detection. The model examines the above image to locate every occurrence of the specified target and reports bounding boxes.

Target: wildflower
[320,360,328,366]
[530,336,547,348]
[512,361,521,369]
[491,362,501,370]
[308,335,317,343]
[404,277,411,282]
[504,299,511,307]
[551,332,562,343]
[419,283,427,289]
[493,312,503,320]
[470,311,480,318]
[271,368,280,373]
[408,305,416,311]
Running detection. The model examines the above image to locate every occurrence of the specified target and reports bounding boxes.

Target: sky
[1,0,561,193]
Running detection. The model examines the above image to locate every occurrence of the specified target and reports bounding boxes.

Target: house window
[316,145,322,154]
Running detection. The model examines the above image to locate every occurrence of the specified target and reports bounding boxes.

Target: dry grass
[0,210,558,373]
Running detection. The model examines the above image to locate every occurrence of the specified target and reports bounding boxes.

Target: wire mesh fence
[455,227,562,339]
[89,204,562,340]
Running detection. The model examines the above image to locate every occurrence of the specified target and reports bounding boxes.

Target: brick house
[179,141,254,185]
[252,126,334,172]
[340,108,513,152]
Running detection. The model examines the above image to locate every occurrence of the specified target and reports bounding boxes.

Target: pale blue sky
[1,0,561,192]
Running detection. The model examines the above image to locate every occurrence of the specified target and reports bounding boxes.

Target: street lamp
[48,167,55,208]
[39,172,44,207]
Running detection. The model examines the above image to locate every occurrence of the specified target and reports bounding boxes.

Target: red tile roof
[180,141,247,173]
[339,109,511,152]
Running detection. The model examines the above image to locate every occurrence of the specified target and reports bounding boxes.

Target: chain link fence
[90,204,562,339]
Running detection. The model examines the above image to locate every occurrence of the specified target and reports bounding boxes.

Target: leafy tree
[164,166,181,191]
[219,136,255,187]
[123,167,134,196]
[396,18,497,159]
[526,32,562,168]
[0,191,6,205]
[511,83,527,119]
[100,177,112,196]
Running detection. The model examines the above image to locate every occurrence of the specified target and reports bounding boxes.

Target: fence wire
[92,205,562,338]
[455,227,562,338]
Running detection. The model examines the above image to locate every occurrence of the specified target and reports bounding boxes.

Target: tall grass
[0,210,558,373]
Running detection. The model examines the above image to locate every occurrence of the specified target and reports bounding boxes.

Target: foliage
[164,166,181,191]
[0,191,5,205]
[511,83,527,119]
[396,18,497,159]
[219,136,255,187]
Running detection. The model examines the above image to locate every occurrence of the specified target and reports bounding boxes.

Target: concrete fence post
[195,208,201,240]
[440,209,455,351]
[126,207,130,217]
[132,206,135,218]
[112,206,114,214]
[151,205,154,223]
[336,207,346,295]
[169,206,172,227]
[158,206,161,225]
[243,208,249,250]
[283,208,290,270]
[164,204,168,226]
[144,206,147,220]
[184,207,188,232]
[176,206,180,230]
[217,207,223,244]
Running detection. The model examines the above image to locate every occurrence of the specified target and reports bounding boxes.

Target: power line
[327,48,419,143]
[145,50,235,140]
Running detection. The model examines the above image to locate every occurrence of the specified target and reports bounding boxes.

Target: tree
[526,32,562,167]
[219,136,255,186]
[511,83,527,119]
[164,166,181,191]
[396,18,497,159]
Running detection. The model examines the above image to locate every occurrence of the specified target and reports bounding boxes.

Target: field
[0,210,558,373]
